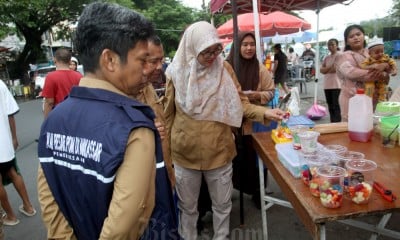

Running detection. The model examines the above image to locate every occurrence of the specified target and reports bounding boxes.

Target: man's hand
[13,138,19,150]
[43,98,55,119]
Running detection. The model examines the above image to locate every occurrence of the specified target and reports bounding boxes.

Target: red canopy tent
[211,0,353,14]
[217,11,312,38]
[211,0,353,60]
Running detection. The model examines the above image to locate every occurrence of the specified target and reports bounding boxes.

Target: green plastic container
[375,102,400,116]
[380,116,400,147]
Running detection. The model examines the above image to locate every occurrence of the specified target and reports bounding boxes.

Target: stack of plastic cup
[317,166,347,208]
[345,159,377,204]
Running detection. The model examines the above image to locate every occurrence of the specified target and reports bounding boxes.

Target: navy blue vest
[38,86,180,239]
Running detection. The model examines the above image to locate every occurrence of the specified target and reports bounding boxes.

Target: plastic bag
[287,87,300,115]
[306,103,327,120]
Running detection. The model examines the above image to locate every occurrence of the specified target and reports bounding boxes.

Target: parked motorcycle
[300,56,315,82]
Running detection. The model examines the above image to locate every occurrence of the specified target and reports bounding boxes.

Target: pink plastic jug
[348,89,373,142]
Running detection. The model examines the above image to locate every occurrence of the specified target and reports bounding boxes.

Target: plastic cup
[336,151,365,168]
[380,124,399,148]
[345,159,377,204]
[317,166,347,208]
[380,115,400,147]
[289,125,309,150]
[297,131,320,154]
[324,145,348,165]
[299,150,332,188]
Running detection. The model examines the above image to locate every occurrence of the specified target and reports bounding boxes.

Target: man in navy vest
[37,2,179,239]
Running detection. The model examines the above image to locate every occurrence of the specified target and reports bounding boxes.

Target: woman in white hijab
[165,21,283,239]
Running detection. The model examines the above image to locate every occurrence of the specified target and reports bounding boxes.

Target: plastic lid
[297,130,320,139]
[337,150,365,160]
[286,115,315,127]
[375,102,400,114]
[302,151,333,166]
[325,144,348,155]
[356,88,365,94]
[317,165,347,178]
[345,159,377,172]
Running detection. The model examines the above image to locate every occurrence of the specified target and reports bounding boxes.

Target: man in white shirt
[0,80,36,227]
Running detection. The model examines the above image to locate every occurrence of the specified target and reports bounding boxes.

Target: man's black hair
[74,2,154,73]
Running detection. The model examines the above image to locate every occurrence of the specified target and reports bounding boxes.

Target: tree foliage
[133,0,209,57]
[0,0,85,80]
[359,0,399,39]
[0,0,132,81]
[392,0,400,25]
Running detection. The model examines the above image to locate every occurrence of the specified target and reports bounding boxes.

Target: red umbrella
[219,37,233,47]
[210,0,350,14]
[217,11,311,38]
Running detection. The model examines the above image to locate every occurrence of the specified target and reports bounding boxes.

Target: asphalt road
[4,71,400,239]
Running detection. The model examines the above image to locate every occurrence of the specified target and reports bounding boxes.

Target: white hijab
[166,21,243,127]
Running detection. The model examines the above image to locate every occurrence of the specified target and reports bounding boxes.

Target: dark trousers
[324,89,341,123]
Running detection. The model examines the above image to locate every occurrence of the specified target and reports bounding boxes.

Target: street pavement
[4,68,400,239]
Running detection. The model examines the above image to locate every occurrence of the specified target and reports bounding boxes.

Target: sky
[180,0,394,31]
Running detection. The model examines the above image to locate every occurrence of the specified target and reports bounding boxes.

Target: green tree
[391,0,400,25]
[0,0,131,81]
[133,0,211,57]
[137,0,196,56]
[133,0,232,57]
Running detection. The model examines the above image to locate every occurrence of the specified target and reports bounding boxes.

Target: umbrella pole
[230,0,245,227]
[314,0,321,105]
[252,0,262,62]
[314,79,318,104]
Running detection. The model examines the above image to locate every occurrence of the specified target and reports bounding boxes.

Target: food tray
[275,142,304,178]
[271,129,292,144]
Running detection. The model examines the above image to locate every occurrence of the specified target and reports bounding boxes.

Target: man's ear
[100,49,120,72]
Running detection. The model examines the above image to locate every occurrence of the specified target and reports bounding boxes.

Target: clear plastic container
[348,89,373,142]
[324,144,348,165]
[297,130,320,154]
[336,151,365,168]
[345,159,377,204]
[289,125,309,150]
[300,150,332,189]
[380,115,400,148]
[317,166,347,208]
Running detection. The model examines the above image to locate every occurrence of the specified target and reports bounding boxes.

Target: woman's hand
[371,70,390,84]
[329,65,336,73]
[373,63,390,72]
[264,108,285,121]
[155,121,165,139]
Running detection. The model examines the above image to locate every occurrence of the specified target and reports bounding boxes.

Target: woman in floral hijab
[165,21,283,239]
